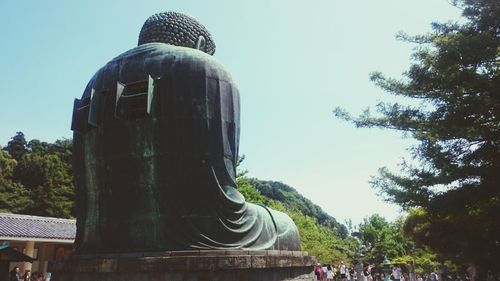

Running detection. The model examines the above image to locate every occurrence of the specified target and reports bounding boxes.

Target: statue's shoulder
[83,43,234,99]
[110,43,229,75]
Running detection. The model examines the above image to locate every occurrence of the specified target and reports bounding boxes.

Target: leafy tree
[334,0,499,268]
[0,149,33,212]
[1,132,75,218]
[290,208,352,264]
[357,214,409,264]
[27,138,72,165]
[20,153,74,218]
[237,177,265,205]
[357,214,460,276]
[4,132,28,161]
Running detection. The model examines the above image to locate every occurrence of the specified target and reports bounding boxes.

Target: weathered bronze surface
[71,12,300,254]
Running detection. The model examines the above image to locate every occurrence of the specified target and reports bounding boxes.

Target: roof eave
[0,237,74,244]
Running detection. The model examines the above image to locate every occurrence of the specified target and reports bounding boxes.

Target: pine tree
[335,0,499,268]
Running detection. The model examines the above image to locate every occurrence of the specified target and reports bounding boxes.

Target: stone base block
[52,250,316,281]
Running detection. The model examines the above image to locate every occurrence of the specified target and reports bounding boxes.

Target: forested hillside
[250,179,348,238]
[236,177,355,263]
[0,132,74,218]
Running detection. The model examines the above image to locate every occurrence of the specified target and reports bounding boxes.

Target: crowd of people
[313,261,497,281]
[9,267,50,281]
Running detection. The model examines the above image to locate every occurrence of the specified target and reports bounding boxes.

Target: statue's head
[138,11,216,55]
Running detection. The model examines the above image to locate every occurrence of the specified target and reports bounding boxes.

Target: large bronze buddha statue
[71,11,300,253]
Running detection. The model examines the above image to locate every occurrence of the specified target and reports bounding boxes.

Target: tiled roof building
[0,213,75,242]
[0,213,75,279]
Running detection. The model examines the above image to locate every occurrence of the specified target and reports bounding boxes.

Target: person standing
[363,263,373,281]
[349,265,356,281]
[322,264,328,281]
[392,265,402,281]
[429,270,438,281]
[340,261,347,281]
[9,267,21,281]
[407,261,416,281]
[355,262,365,281]
[315,263,324,281]
[326,265,335,281]
[22,270,31,281]
[467,263,477,281]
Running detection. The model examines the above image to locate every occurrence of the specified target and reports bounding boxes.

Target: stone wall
[53,250,316,281]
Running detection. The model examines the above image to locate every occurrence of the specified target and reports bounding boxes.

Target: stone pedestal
[52,250,316,281]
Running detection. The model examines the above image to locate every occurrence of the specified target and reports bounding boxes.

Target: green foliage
[357,214,409,264]
[391,252,439,276]
[334,0,500,268]
[251,179,348,238]
[1,132,75,218]
[358,214,459,275]
[0,150,33,213]
[21,153,74,218]
[236,177,355,264]
[237,177,265,205]
[0,149,16,180]
[289,209,352,264]
[5,132,28,161]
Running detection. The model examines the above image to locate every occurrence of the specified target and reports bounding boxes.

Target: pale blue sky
[0,0,462,225]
